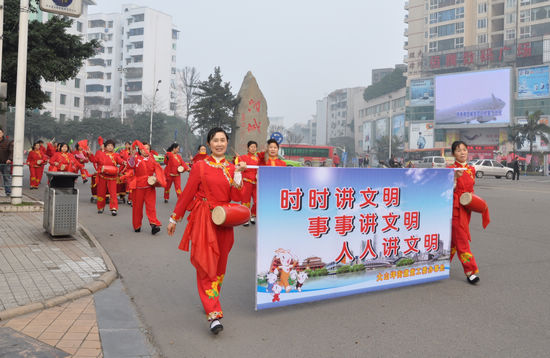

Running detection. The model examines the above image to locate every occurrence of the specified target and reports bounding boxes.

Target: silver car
[473,159,514,179]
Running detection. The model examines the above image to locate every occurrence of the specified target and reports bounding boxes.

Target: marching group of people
[0,124,488,335]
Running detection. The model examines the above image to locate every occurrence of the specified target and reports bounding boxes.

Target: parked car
[473,159,514,179]
[414,156,447,168]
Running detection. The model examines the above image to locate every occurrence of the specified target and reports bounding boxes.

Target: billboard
[362,122,372,152]
[517,65,550,99]
[435,68,511,126]
[375,118,388,140]
[410,78,434,106]
[256,167,454,310]
[410,122,434,150]
[460,128,500,145]
[392,114,405,141]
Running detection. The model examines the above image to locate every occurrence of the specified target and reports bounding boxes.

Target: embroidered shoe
[210,319,223,335]
[111,210,117,216]
[467,274,480,284]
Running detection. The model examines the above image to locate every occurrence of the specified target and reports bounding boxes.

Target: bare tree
[178,67,200,129]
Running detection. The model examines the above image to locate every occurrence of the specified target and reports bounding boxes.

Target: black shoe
[467,274,480,284]
[135,227,141,233]
[250,217,256,225]
[151,225,161,235]
[164,199,168,203]
[243,221,250,227]
[210,319,223,335]
[83,178,88,184]
[111,210,117,216]
[98,210,103,214]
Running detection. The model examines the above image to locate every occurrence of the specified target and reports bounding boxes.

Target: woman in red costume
[128,142,164,235]
[163,142,189,203]
[450,140,480,284]
[192,144,208,165]
[167,128,246,335]
[26,141,48,189]
[49,143,83,174]
[236,140,259,225]
[261,138,287,167]
[89,139,125,216]
[72,142,92,183]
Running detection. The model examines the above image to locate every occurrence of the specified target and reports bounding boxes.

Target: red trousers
[132,186,161,230]
[450,215,479,276]
[196,226,234,321]
[29,166,44,188]
[241,181,257,216]
[97,176,118,211]
[164,175,182,200]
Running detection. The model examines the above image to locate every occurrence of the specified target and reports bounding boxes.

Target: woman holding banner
[167,127,246,335]
[450,140,484,285]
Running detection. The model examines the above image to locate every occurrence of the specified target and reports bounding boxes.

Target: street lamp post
[117,66,127,124]
[388,94,393,162]
[149,80,161,145]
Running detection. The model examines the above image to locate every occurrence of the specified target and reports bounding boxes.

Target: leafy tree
[190,67,238,136]
[518,110,550,155]
[374,135,404,164]
[363,68,406,102]
[506,124,525,154]
[2,0,99,109]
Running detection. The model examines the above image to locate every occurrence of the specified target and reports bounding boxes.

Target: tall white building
[85,4,180,119]
[37,0,96,122]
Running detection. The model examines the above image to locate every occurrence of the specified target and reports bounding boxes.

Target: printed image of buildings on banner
[255,167,454,310]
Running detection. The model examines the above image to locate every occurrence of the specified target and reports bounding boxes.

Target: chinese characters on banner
[256,167,454,310]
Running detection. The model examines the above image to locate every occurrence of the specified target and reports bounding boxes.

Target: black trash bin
[43,172,79,236]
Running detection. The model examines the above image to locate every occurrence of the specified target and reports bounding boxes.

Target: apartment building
[85,4,179,119]
[36,0,96,122]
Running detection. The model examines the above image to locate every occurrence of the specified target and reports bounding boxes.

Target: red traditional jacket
[164,152,189,177]
[119,149,130,161]
[71,149,89,165]
[450,161,476,241]
[49,152,83,172]
[128,154,163,188]
[236,152,259,183]
[27,149,48,168]
[192,152,208,164]
[89,150,124,178]
[258,151,287,167]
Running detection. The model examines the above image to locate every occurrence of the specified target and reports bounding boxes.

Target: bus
[404,147,453,166]
[280,144,336,166]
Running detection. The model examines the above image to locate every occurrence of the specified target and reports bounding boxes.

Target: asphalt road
[25,169,550,358]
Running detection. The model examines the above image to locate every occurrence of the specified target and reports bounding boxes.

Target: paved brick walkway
[0,212,107,312]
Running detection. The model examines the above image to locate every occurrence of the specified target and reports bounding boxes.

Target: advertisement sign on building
[460,128,500,145]
[255,167,454,310]
[410,122,434,150]
[39,0,83,17]
[435,68,511,126]
[362,122,372,152]
[375,118,388,141]
[517,65,550,99]
[392,114,405,141]
[410,78,434,106]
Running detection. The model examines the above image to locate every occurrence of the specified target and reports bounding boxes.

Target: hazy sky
[92,1,406,126]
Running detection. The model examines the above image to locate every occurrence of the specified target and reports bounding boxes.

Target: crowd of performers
[26,131,487,335]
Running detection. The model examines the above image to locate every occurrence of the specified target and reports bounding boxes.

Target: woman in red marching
[449,140,481,284]
[26,141,48,189]
[48,143,84,174]
[128,141,164,235]
[261,138,287,167]
[163,143,189,203]
[167,128,246,335]
[72,142,92,183]
[89,139,125,216]
[236,140,259,225]
[192,144,208,165]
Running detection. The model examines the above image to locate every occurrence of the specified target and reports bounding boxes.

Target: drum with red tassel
[459,192,491,228]
[211,203,251,227]
[101,165,118,176]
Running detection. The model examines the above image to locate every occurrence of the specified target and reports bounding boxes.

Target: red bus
[280,144,336,166]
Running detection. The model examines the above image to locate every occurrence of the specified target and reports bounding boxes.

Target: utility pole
[0,0,8,131]
[388,94,393,161]
[117,66,127,124]
[149,80,161,145]
[11,0,30,205]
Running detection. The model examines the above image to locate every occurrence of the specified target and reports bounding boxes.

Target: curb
[0,222,118,321]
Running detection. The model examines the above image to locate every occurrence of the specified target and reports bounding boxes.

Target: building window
[106,60,112,66]
[107,21,114,28]
[60,94,66,105]
[74,97,80,107]
[133,41,143,49]
[108,47,113,54]
[520,10,530,22]
[75,78,80,88]
[133,55,143,63]
[170,103,177,111]
[478,34,488,43]
[477,18,487,29]
[106,86,111,93]
[455,37,464,48]
[171,67,176,74]
[76,21,83,32]
[430,27,438,38]
[59,114,66,122]
[430,13,437,24]
[74,116,79,121]
[430,0,437,10]
[133,14,145,22]
[520,26,531,38]
[520,0,530,5]
[506,29,516,39]
[478,2,487,13]
[429,41,437,52]
[507,0,517,8]
[506,13,516,24]
[45,91,51,101]
[456,7,464,18]
[172,43,177,50]
[172,55,176,62]
[106,73,112,80]
[128,28,144,37]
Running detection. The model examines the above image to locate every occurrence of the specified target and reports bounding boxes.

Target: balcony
[404,14,409,23]
[404,41,409,50]
[404,1,409,10]
[404,28,409,37]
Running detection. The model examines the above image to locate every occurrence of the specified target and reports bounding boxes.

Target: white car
[473,159,514,179]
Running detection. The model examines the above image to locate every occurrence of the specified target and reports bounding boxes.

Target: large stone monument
[233,71,269,156]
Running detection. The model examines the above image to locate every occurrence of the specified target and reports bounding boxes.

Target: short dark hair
[206,127,229,144]
[104,139,116,147]
[247,140,258,148]
[451,140,467,153]
[267,138,279,148]
[197,144,206,151]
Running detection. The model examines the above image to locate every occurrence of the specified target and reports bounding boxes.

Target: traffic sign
[270,132,283,144]
[39,0,83,18]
